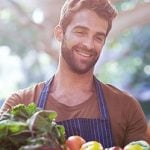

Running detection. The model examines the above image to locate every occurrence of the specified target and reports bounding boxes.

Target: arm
[0,92,22,116]
[0,83,43,116]
[123,97,148,145]
[146,121,150,144]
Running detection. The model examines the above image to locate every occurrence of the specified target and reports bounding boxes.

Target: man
[0,0,148,148]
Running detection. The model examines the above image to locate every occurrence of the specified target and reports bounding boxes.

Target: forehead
[66,9,108,34]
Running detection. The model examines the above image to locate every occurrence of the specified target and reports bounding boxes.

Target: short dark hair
[59,0,117,35]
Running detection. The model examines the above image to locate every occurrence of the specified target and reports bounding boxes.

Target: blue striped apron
[37,76,114,148]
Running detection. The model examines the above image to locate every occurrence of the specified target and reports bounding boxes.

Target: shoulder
[0,81,45,113]
[101,82,139,107]
[18,81,45,97]
[100,81,145,121]
[97,81,148,145]
[11,81,45,100]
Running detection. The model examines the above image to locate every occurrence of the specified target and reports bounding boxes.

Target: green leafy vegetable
[0,103,66,150]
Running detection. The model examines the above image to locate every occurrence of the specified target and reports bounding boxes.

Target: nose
[83,37,95,50]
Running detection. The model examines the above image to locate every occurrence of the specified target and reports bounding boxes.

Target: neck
[51,67,95,92]
[49,61,96,106]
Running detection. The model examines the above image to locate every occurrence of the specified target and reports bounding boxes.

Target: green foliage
[10,103,38,120]
[0,103,66,150]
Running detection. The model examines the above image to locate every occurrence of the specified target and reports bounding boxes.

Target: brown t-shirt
[0,81,148,147]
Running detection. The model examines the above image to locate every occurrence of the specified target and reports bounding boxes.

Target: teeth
[76,49,91,57]
[78,51,91,57]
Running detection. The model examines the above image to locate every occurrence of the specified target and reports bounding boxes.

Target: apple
[124,140,150,150]
[80,141,103,150]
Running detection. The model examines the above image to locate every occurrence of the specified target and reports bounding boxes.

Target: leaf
[19,144,43,150]
[48,111,57,121]
[0,120,27,136]
[27,111,50,132]
[0,111,12,121]
[0,103,66,149]
[10,104,28,120]
[27,110,57,132]
[25,103,39,117]
[56,125,66,144]
[10,103,39,121]
[9,130,31,144]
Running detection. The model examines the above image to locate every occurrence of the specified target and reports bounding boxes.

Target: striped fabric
[37,76,114,148]
[58,118,113,148]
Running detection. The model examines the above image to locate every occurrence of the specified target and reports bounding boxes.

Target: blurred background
[0,0,150,118]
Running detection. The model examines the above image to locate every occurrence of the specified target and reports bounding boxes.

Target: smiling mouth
[75,49,92,57]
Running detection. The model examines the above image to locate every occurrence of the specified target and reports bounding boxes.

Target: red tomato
[65,135,86,150]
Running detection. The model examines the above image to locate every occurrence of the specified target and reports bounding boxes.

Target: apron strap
[94,77,114,145]
[37,76,54,109]
[94,77,109,119]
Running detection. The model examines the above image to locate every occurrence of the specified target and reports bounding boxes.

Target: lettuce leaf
[0,103,66,150]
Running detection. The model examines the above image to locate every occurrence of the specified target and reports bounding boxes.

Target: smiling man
[57,9,107,74]
[0,0,149,148]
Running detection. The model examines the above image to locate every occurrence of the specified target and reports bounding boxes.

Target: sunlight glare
[32,8,44,24]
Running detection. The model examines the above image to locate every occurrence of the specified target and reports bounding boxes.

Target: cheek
[64,36,79,49]
[95,43,104,54]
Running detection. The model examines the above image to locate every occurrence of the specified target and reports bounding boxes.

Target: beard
[61,38,99,74]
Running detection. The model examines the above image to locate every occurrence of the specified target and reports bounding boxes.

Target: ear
[54,25,64,42]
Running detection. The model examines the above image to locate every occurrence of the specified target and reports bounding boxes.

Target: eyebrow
[73,25,106,37]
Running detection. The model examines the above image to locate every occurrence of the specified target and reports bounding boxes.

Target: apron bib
[37,76,114,148]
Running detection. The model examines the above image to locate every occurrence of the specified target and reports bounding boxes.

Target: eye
[73,29,87,36]
[95,36,105,43]
[77,31,83,34]
[75,31,85,35]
